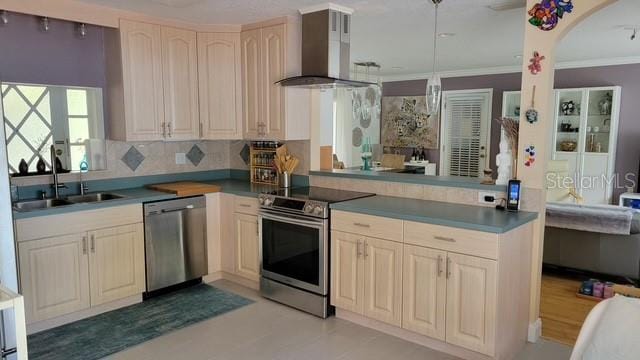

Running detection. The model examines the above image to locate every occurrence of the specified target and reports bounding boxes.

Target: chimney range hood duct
[276,5,376,89]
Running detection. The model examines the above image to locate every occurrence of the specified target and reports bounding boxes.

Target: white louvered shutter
[446,96,484,177]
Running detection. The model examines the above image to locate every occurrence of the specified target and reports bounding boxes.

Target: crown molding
[380,56,640,82]
[299,3,354,15]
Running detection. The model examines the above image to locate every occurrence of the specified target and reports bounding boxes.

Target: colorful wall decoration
[524,145,537,167]
[381,96,439,149]
[528,51,545,75]
[528,0,574,31]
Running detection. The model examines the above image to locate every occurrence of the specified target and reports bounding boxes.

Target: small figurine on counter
[481,169,495,185]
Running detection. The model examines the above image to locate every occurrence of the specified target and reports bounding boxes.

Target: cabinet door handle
[353,222,370,228]
[434,236,456,243]
[168,122,173,138]
[364,241,369,258]
[437,255,444,277]
[356,240,362,258]
[90,235,95,253]
[199,123,203,138]
[161,122,166,137]
[446,257,452,279]
[82,236,87,255]
[239,204,251,208]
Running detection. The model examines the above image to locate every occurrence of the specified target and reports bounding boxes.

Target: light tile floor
[110,280,572,360]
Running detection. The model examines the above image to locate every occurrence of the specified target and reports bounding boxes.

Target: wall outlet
[175,153,186,165]
[479,191,498,205]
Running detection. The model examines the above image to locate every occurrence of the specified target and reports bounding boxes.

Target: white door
[440,90,492,177]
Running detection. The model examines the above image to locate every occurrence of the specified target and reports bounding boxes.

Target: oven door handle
[259,212,325,228]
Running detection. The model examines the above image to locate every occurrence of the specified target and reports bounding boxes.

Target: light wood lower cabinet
[402,245,447,341]
[331,212,531,359]
[330,231,402,327]
[234,213,260,282]
[331,231,364,314]
[18,218,145,324]
[363,237,403,327]
[18,233,90,324]
[446,253,497,356]
[88,223,145,306]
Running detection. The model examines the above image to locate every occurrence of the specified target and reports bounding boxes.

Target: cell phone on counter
[507,180,521,212]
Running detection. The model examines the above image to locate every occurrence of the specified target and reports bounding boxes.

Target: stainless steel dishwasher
[144,196,207,294]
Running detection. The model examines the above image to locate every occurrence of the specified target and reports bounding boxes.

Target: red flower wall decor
[528,0,574,31]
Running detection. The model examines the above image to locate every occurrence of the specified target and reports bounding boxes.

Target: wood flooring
[540,275,598,346]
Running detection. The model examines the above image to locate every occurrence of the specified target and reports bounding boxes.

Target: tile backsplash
[11,140,231,187]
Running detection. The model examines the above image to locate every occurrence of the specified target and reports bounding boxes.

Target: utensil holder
[280,172,291,188]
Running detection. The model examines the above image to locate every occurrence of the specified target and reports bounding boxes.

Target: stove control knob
[313,206,323,216]
[264,197,273,206]
[258,196,265,205]
[304,204,314,213]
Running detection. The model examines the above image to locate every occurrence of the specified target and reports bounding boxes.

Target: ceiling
[79,0,640,78]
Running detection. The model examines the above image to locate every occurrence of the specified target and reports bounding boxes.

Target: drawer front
[15,204,143,242]
[234,196,259,215]
[404,221,498,259]
[331,210,403,242]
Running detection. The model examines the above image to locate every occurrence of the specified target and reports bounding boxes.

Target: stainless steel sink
[67,193,124,203]
[13,198,73,212]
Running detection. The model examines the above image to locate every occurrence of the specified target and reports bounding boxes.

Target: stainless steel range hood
[276,6,376,89]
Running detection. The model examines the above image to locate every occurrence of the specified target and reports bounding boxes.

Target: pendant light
[426,0,443,116]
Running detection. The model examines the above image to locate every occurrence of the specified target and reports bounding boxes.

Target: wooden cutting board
[148,182,221,197]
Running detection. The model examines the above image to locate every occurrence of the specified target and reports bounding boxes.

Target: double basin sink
[13,193,125,212]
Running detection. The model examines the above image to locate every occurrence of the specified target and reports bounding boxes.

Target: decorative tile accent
[121,146,144,171]
[186,145,205,166]
[239,144,250,165]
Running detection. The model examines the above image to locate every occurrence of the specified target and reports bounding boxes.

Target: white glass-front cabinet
[500,91,522,142]
[552,86,621,204]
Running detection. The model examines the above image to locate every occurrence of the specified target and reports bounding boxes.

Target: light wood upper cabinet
[88,223,145,306]
[198,33,242,140]
[330,231,364,314]
[234,213,260,281]
[18,233,90,324]
[114,20,165,141]
[363,237,403,327]
[161,26,200,141]
[446,253,497,356]
[402,245,447,341]
[261,24,285,139]
[241,21,310,140]
[241,29,262,139]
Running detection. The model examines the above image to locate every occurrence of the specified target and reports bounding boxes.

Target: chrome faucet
[80,181,89,196]
[50,145,66,199]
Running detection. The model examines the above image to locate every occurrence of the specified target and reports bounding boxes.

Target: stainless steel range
[258,187,374,318]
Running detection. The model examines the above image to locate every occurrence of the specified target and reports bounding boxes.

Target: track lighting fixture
[1,10,8,25]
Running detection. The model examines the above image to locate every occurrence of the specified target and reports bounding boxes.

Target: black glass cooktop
[266,187,374,204]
